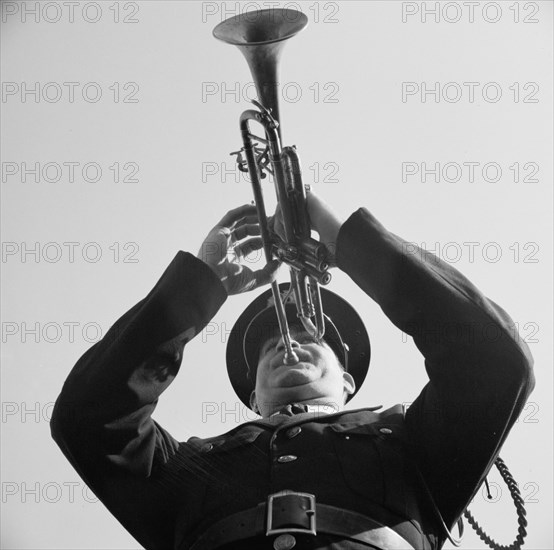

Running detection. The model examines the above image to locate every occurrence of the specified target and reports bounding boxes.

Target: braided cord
[463,457,528,550]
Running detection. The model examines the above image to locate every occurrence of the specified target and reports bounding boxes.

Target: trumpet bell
[212,8,308,46]
[213,9,308,129]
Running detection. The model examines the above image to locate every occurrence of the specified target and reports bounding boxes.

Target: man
[51,191,534,549]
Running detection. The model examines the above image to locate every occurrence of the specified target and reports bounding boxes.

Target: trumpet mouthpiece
[284,350,300,365]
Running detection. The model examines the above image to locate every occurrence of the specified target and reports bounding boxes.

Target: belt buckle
[266,491,316,537]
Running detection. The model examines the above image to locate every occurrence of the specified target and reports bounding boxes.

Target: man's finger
[253,259,281,287]
[272,216,285,242]
[268,203,284,238]
[232,223,261,242]
[219,204,257,227]
[231,214,259,229]
[273,203,282,220]
[234,237,264,258]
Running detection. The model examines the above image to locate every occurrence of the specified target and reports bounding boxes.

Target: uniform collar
[269,403,340,418]
[244,404,384,430]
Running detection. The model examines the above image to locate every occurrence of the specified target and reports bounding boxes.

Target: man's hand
[270,190,344,267]
[198,204,280,295]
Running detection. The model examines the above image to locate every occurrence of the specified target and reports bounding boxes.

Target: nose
[276,337,300,352]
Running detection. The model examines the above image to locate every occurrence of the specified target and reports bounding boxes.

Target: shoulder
[329,404,406,423]
[185,423,266,453]
[320,404,408,438]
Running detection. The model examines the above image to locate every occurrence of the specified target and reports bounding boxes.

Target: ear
[249,391,259,414]
[342,371,356,397]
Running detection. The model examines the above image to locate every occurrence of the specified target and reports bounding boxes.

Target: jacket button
[201,443,213,452]
[285,427,302,439]
[379,428,392,435]
[277,454,298,463]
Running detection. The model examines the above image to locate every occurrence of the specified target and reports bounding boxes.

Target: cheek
[316,348,339,370]
[254,363,271,391]
[318,353,344,382]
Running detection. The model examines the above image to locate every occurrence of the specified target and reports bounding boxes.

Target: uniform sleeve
[50,251,227,549]
[336,208,535,528]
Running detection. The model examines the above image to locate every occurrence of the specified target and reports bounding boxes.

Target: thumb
[254,259,281,287]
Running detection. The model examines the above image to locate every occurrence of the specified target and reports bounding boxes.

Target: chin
[276,368,319,386]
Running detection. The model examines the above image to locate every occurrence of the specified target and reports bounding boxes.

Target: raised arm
[51,204,278,549]
[335,206,535,529]
[50,251,227,547]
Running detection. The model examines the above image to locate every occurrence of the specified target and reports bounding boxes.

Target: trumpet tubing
[213,8,329,354]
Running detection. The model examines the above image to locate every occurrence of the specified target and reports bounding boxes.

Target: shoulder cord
[414,457,528,549]
[462,457,528,550]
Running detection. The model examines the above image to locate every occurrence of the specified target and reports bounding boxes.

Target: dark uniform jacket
[51,208,534,550]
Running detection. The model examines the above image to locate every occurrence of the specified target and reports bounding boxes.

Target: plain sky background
[1,1,552,548]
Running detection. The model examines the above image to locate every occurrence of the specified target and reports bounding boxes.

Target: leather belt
[187,491,416,550]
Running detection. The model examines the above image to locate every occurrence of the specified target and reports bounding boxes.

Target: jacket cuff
[336,208,386,274]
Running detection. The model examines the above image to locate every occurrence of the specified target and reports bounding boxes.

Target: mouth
[270,350,312,370]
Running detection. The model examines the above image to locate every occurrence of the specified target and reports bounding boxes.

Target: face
[250,327,355,417]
